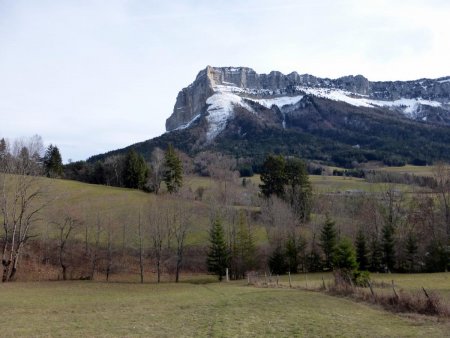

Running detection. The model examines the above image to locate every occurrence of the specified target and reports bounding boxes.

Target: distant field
[376,165,436,177]
[0,279,448,337]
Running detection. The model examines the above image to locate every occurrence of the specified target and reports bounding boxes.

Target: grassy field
[0,279,448,337]
[377,165,436,177]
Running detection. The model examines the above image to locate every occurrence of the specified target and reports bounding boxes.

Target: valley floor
[0,276,449,337]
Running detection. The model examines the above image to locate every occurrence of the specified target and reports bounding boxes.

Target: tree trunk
[62,264,67,281]
[2,259,10,282]
[175,254,182,283]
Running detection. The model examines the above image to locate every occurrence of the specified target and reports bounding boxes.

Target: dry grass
[0,280,449,337]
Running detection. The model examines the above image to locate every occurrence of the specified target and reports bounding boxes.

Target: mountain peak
[165,66,450,134]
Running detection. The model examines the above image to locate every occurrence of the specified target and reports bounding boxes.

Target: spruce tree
[269,245,287,275]
[207,217,229,281]
[405,232,418,272]
[355,229,369,271]
[382,224,396,272]
[319,216,337,270]
[333,238,358,271]
[122,149,148,189]
[164,144,183,193]
[369,237,383,272]
[43,144,63,177]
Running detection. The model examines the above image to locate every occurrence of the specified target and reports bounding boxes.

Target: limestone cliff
[165,66,450,132]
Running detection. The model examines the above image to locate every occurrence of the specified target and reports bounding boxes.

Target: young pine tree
[405,231,418,272]
[355,229,369,271]
[382,224,396,272]
[369,236,383,272]
[207,217,229,281]
[333,237,358,272]
[319,216,337,270]
[269,245,287,275]
[163,144,183,193]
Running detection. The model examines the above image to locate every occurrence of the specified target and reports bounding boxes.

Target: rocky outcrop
[165,66,450,131]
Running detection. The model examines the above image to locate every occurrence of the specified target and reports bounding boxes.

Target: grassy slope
[0,280,448,337]
[33,172,425,246]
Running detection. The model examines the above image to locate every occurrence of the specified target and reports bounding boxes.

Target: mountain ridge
[166,66,450,133]
[88,66,450,168]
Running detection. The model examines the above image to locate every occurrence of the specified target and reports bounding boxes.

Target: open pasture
[0,279,448,337]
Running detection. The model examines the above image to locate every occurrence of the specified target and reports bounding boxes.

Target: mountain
[89,66,450,167]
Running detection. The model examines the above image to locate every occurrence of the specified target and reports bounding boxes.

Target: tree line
[0,135,449,283]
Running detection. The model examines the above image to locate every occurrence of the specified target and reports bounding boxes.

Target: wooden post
[391,280,398,299]
[369,281,375,297]
[288,271,292,288]
[247,273,250,285]
[422,287,430,299]
[226,268,229,282]
[305,273,308,289]
[322,276,326,290]
[276,274,279,287]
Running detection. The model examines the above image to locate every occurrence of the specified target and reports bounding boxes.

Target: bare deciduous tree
[0,136,47,282]
[52,211,81,280]
[170,201,191,282]
[148,202,169,283]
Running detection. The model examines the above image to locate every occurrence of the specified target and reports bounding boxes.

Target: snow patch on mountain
[296,86,442,117]
[205,91,254,140]
[173,114,201,131]
[250,96,304,109]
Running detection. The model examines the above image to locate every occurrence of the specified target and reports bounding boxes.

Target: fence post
[391,280,398,299]
[226,268,229,282]
[369,281,375,297]
[288,271,292,288]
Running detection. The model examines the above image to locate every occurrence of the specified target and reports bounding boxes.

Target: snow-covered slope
[205,91,254,140]
[296,87,442,118]
[196,84,446,140]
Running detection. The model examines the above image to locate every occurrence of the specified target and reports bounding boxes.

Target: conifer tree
[369,237,383,272]
[207,217,229,281]
[319,216,337,270]
[122,149,148,189]
[260,155,312,222]
[285,158,312,222]
[260,155,286,198]
[43,144,63,178]
[233,211,255,279]
[405,232,418,272]
[164,144,183,193]
[333,237,358,271]
[382,224,396,271]
[269,245,287,275]
[355,229,369,271]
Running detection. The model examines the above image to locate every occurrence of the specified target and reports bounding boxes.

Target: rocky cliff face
[166,66,450,132]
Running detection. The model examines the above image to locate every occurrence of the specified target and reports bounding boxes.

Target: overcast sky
[1,0,449,162]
